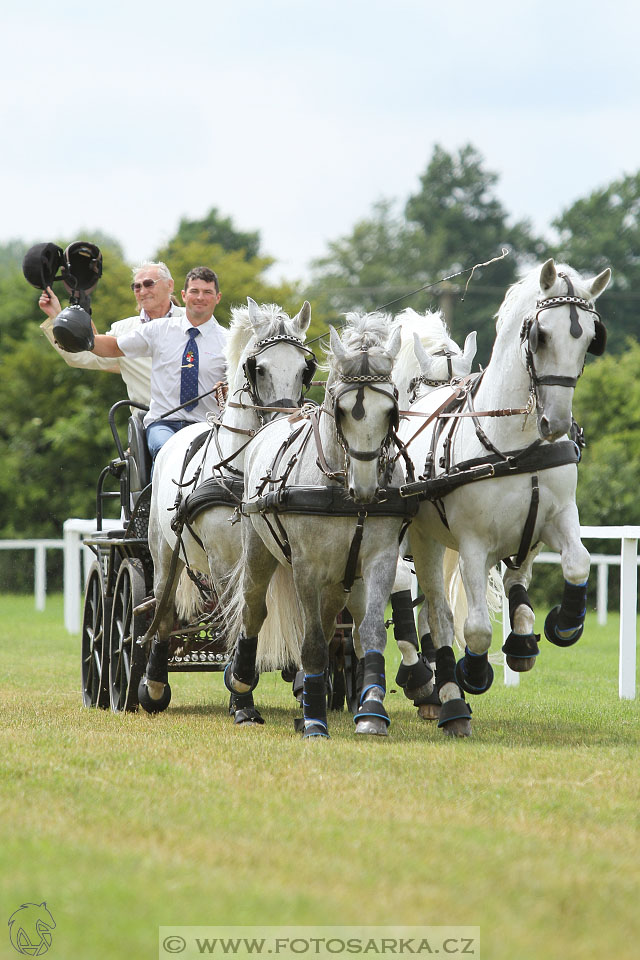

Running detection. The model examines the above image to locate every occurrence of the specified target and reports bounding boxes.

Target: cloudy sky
[2,0,638,281]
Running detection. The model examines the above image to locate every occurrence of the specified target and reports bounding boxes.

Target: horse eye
[537,330,547,347]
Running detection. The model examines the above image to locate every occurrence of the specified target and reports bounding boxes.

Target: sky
[2,0,638,283]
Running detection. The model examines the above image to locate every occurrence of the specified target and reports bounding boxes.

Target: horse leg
[390,559,434,706]
[453,543,495,698]
[224,525,278,725]
[294,577,340,739]
[352,552,402,737]
[541,506,590,647]
[138,521,181,714]
[415,600,442,720]
[413,538,471,737]
[501,546,542,671]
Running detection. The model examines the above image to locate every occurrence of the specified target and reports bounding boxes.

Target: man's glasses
[131,278,163,292]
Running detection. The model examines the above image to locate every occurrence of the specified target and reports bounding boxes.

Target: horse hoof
[138,678,172,714]
[441,718,471,738]
[417,702,441,721]
[455,655,494,695]
[405,679,435,705]
[544,606,584,647]
[302,722,330,739]
[233,708,265,726]
[223,662,257,695]
[506,655,537,672]
[355,718,389,736]
[354,698,390,735]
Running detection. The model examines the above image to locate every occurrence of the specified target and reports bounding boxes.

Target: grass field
[1,593,639,960]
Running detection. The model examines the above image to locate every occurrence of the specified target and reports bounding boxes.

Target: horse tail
[222,559,303,673]
[175,569,208,621]
[257,565,303,672]
[444,549,505,658]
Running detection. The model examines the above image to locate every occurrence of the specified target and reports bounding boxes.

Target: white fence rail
[2,522,639,700]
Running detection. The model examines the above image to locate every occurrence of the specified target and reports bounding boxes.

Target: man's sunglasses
[131,278,163,292]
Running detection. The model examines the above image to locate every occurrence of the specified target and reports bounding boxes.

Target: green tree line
[1,145,639,593]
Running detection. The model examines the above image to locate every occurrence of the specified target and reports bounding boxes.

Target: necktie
[180,327,200,411]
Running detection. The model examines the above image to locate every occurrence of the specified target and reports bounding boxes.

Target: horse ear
[412,332,430,371]
[540,259,557,292]
[386,325,402,359]
[329,325,347,361]
[247,297,261,327]
[463,331,477,364]
[588,267,612,300]
[293,300,311,335]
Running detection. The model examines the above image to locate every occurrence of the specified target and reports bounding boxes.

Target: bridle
[326,354,400,480]
[241,333,318,418]
[407,347,459,402]
[519,272,607,405]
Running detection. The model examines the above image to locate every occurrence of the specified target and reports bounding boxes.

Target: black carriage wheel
[81,562,111,709]
[343,635,361,715]
[109,559,148,713]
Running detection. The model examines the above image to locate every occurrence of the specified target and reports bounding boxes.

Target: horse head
[328,318,401,503]
[520,259,611,441]
[231,298,315,422]
[410,329,477,400]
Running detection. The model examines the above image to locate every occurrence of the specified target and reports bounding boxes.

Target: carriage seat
[127,410,152,497]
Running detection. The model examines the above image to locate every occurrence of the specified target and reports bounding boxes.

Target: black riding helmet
[22,242,64,289]
[52,304,95,353]
[61,241,103,295]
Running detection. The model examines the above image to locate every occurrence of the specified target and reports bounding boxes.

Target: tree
[310,146,545,364]
[552,171,640,350]
[405,144,544,362]
[163,207,261,261]
[309,199,429,320]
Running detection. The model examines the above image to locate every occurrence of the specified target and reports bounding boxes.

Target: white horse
[398,259,611,737]
[139,297,314,718]
[224,313,410,738]
[389,308,477,705]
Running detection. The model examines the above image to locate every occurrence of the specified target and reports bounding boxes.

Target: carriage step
[133,596,156,614]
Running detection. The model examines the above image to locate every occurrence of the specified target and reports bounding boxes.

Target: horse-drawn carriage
[80,400,232,713]
[80,261,611,737]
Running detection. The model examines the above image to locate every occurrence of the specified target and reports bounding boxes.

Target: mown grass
[1,593,639,960]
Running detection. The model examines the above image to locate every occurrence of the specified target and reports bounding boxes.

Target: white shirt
[117,313,228,427]
[40,303,184,406]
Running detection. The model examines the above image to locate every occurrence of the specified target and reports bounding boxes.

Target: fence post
[619,534,637,700]
[34,542,46,612]
[63,522,82,634]
[597,562,608,626]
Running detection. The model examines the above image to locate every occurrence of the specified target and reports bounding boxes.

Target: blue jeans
[146,419,191,474]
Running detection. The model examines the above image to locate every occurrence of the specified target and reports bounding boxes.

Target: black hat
[61,241,103,295]
[52,305,95,353]
[22,242,64,290]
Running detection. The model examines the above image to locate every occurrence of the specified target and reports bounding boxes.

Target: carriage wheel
[342,635,361,715]
[109,558,147,713]
[81,562,111,708]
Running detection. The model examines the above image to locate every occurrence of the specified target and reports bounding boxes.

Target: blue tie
[180,327,200,411]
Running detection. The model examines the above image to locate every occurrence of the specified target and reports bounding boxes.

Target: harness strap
[310,407,345,482]
[503,474,540,570]
[400,439,579,500]
[343,510,366,592]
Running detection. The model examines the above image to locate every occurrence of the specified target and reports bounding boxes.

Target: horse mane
[394,307,460,387]
[326,311,397,379]
[495,262,588,334]
[225,302,302,381]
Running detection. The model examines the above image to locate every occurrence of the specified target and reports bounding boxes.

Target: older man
[39,261,184,405]
[89,266,226,463]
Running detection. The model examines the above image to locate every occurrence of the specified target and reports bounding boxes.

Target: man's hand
[39,286,62,319]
